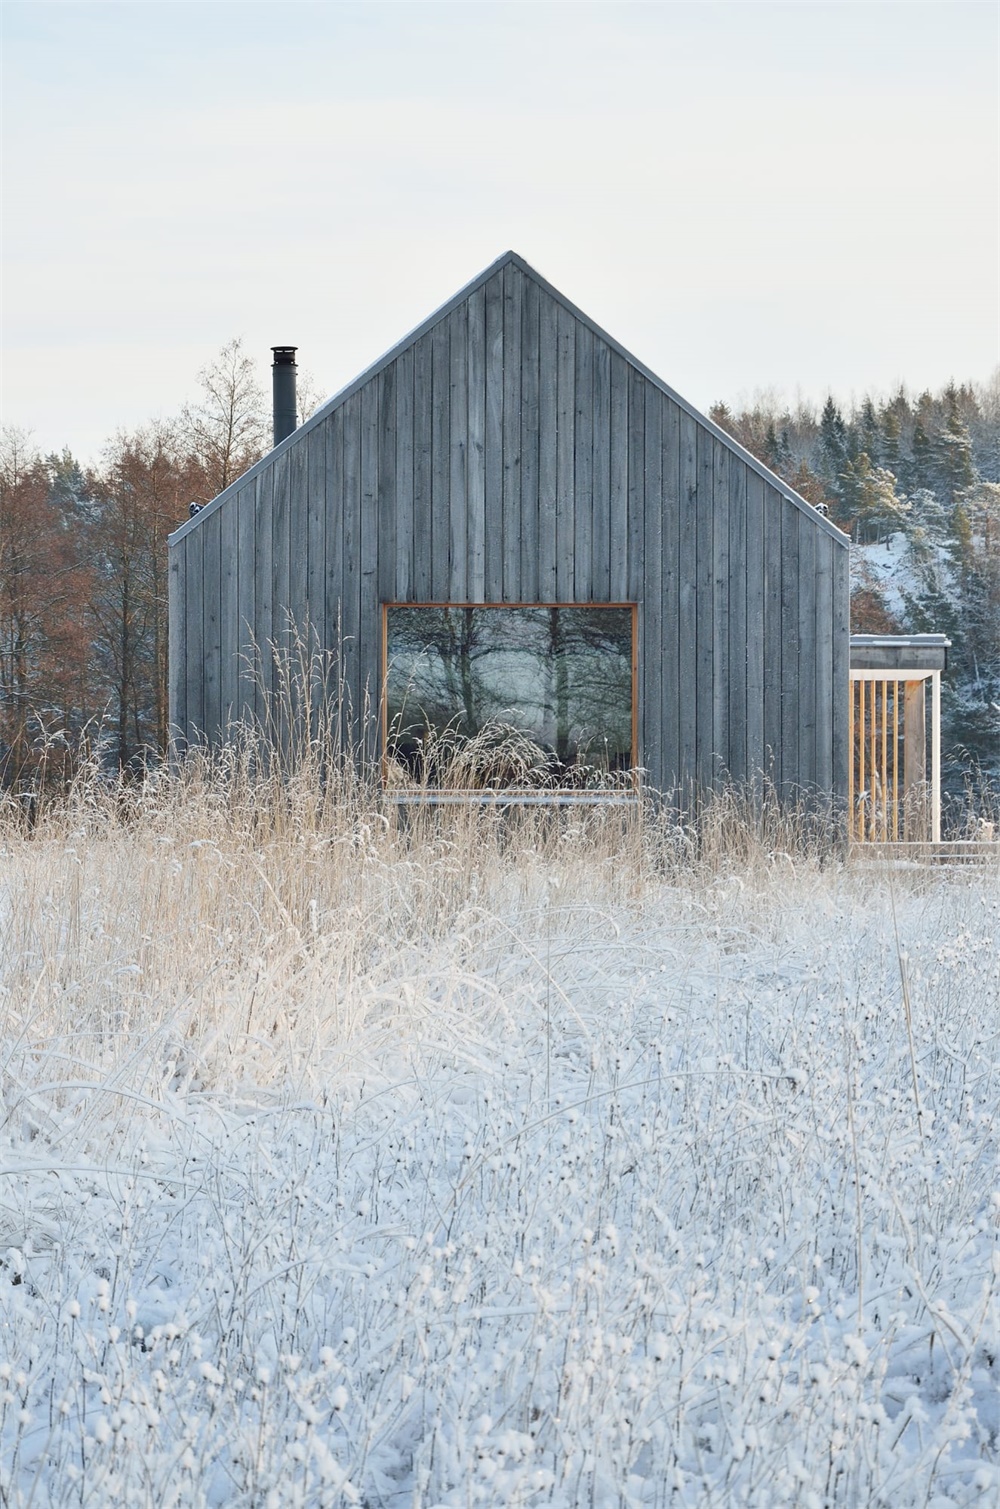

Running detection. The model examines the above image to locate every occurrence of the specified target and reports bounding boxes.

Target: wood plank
[573,321,594,600]
[537,287,558,602]
[626,365,644,605]
[271,446,290,654]
[519,271,541,602]
[307,421,327,668]
[341,391,363,747]
[394,345,414,603]
[287,432,308,651]
[797,507,817,797]
[555,302,577,602]
[726,459,748,785]
[779,492,801,799]
[676,410,699,795]
[270,448,291,755]
[695,426,715,790]
[377,362,398,747]
[627,365,645,769]
[183,524,204,746]
[324,408,346,749]
[832,540,851,812]
[711,441,730,787]
[412,332,433,601]
[642,385,663,790]
[466,286,486,601]
[660,399,681,790]
[903,681,927,839]
[377,359,398,604]
[745,467,765,790]
[253,467,273,731]
[287,436,309,759]
[591,336,611,601]
[762,482,783,792]
[201,506,222,743]
[448,306,468,602]
[484,270,504,600]
[360,377,380,758]
[502,262,522,599]
[219,494,239,736]
[167,540,187,753]
[235,483,256,729]
[813,530,834,803]
[609,352,629,602]
[430,316,451,600]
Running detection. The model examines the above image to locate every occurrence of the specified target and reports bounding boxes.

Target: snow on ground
[0,818,997,1506]
[850,529,956,631]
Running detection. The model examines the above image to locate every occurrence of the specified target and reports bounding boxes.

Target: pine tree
[764,421,792,476]
[859,398,880,464]
[910,417,934,493]
[840,453,908,542]
[708,401,734,433]
[819,396,847,486]
[969,372,999,482]
[46,448,97,524]
[880,406,902,478]
[777,426,793,473]
[933,382,976,504]
[907,488,950,545]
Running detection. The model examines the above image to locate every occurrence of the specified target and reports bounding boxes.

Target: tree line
[2,356,997,792]
[711,377,999,785]
[1,341,275,788]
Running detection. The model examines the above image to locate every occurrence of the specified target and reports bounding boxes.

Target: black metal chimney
[271,346,298,446]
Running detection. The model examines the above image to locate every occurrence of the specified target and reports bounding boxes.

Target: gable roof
[170,250,848,546]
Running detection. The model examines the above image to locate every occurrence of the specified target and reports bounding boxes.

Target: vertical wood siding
[519,275,541,603]
[235,479,256,727]
[168,259,849,807]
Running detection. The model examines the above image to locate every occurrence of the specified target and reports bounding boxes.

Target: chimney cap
[271,346,297,365]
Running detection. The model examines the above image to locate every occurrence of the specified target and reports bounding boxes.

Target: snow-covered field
[1,788,997,1506]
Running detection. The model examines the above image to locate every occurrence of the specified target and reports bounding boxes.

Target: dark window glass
[384,605,634,789]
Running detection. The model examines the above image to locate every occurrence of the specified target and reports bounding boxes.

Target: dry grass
[1,750,997,1505]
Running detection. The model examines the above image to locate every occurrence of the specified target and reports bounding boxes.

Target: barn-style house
[168,251,945,830]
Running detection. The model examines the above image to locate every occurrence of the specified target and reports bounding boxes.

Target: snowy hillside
[852,520,1000,802]
[1,790,997,1506]
[711,379,1000,793]
[852,530,936,626]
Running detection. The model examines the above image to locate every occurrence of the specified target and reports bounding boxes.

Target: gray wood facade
[168,251,850,804]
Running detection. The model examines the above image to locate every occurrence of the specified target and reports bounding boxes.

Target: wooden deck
[850,839,998,865]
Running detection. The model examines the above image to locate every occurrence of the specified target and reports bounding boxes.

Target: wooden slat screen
[849,676,902,842]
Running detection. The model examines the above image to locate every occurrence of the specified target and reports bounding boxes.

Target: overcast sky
[3,0,997,466]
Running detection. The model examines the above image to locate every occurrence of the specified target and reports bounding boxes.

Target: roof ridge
[170,252,846,546]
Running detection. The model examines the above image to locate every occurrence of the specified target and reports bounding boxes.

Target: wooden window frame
[381,601,640,800]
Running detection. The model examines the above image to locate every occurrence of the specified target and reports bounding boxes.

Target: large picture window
[383,604,637,791]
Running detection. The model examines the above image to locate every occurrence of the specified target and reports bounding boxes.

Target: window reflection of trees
[386,606,633,788]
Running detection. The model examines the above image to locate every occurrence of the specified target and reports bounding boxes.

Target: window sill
[385,789,640,807]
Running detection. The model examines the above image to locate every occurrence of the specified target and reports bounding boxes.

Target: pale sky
[3,0,998,466]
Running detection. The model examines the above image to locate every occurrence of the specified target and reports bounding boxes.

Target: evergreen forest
[710,378,999,802]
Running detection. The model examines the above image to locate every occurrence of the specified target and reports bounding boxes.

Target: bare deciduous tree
[182,338,269,501]
[89,426,189,767]
[0,430,93,787]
